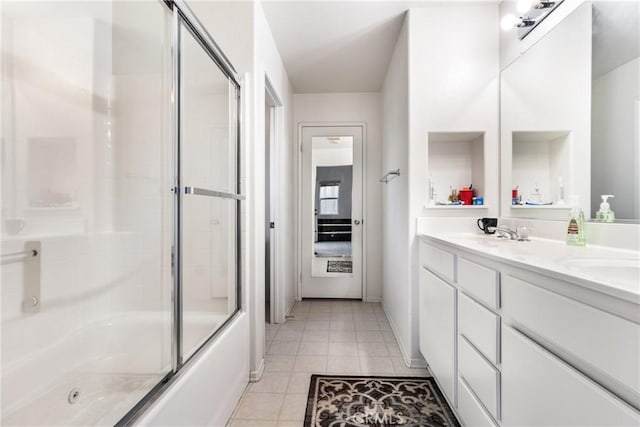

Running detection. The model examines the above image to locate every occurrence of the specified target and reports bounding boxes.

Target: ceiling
[592,1,639,78]
[262,1,445,93]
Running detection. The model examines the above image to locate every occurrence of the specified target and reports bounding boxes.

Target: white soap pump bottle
[595,195,615,222]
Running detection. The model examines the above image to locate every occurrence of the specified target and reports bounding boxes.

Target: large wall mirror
[500,1,640,222]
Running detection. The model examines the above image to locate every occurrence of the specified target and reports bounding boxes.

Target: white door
[301,125,363,299]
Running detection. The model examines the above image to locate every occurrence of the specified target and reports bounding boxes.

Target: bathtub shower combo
[0,1,242,425]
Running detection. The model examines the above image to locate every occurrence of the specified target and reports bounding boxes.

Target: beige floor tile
[234,393,284,420]
[359,356,395,375]
[287,372,312,394]
[264,355,295,373]
[309,303,332,313]
[329,320,355,331]
[356,330,384,343]
[391,357,430,376]
[329,312,353,321]
[354,320,381,331]
[307,312,332,321]
[249,372,292,393]
[281,320,306,330]
[228,419,277,427]
[278,393,308,421]
[386,342,403,358]
[378,319,393,331]
[329,329,357,343]
[328,341,358,356]
[297,341,328,355]
[305,320,330,330]
[300,329,329,342]
[267,341,300,356]
[381,330,397,344]
[293,355,327,372]
[358,341,389,356]
[273,329,303,342]
[353,313,377,322]
[327,356,361,374]
[277,421,304,427]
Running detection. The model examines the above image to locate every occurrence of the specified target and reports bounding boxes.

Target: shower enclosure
[0,1,241,425]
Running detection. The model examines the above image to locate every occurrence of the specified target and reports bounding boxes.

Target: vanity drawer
[459,292,500,365]
[458,377,498,427]
[420,242,455,282]
[502,275,640,403]
[458,335,500,420]
[457,257,499,309]
[502,325,639,427]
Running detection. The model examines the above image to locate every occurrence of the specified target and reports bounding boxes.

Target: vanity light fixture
[502,0,563,39]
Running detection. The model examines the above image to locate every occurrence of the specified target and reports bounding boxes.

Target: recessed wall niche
[27,138,78,209]
[511,130,572,211]
[426,132,486,210]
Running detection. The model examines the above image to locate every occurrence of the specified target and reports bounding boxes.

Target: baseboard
[364,296,381,303]
[249,358,265,382]
[381,300,427,369]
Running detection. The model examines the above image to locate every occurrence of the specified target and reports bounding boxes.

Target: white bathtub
[2,310,229,426]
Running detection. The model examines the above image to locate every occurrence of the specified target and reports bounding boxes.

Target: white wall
[250,0,295,378]
[592,57,640,219]
[294,92,384,302]
[381,17,411,363]
[405,5,499,365]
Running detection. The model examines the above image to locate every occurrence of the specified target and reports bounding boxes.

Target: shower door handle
[183,186,245,200]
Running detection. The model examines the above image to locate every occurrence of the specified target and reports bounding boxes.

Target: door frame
[296,122,368,301]
[265,77,285,323]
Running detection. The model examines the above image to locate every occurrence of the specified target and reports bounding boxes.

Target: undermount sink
[561,257,640,289]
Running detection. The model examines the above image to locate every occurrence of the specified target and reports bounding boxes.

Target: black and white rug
[327,260,353,273]
[304,375,460,427]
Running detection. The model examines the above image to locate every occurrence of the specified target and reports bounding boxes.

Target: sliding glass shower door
[0,1,242,425]
[177,14,240,362]
[1,1,174,425]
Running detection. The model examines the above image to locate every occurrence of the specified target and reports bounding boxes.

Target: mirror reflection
[501,1,640,221]
[591,1,640,220]
[311,136,353,277]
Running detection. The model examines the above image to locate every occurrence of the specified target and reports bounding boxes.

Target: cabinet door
[502,325,640,427]
[419,267,457,405]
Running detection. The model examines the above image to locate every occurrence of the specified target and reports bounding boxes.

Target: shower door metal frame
[116,0,243,424]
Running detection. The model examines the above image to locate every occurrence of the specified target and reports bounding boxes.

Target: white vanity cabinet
[418,237,640,427]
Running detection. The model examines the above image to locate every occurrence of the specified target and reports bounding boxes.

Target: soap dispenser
[595,195,615,222]
[566,195,586,246]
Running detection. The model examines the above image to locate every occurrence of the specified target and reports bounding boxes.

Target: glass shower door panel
[179,22,239,361]
[1,1,173,426]
[181,196,237,360]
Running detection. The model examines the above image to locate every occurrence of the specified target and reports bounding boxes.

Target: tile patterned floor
[227,300,430,426]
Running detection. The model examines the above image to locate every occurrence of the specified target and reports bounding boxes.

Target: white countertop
[419,232,640,304]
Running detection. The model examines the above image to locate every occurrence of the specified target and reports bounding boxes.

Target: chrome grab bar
[1,242,41,313]
[380,169,400,183]
[1,249,39,264]
[184,186,245,201]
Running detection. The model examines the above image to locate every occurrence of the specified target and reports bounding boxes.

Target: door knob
[354,219,361,225]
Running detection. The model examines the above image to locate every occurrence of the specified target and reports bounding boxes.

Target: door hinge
[300,144,303,153]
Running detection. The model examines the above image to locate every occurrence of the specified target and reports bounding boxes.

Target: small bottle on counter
[566,195,586,246]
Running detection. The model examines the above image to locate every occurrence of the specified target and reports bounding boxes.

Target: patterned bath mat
[327,260,352,273]
[304,375,460,427]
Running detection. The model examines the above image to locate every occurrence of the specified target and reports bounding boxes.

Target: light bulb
[517,0,534,14]
[501,14,520,31]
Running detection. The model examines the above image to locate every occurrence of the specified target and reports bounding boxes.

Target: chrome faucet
[493,226,519,240]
